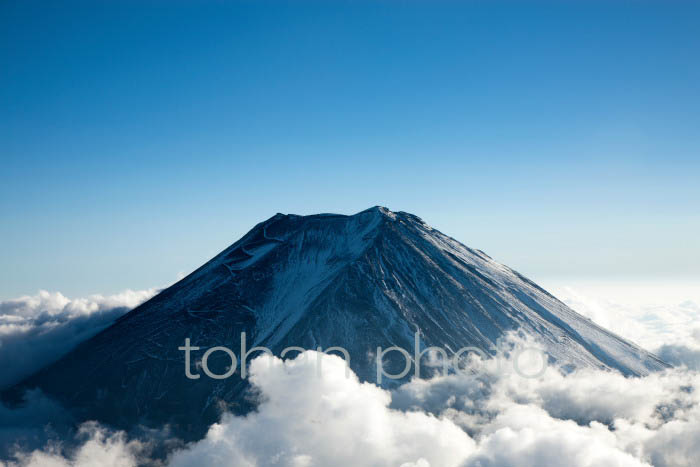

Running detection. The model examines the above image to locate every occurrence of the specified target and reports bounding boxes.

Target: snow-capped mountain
[6,207,667,439]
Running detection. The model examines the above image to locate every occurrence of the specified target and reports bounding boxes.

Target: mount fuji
[6,207,667,439]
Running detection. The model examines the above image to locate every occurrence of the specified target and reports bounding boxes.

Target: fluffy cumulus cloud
[393,344,700,467]
[7,347,700,467]
[1,422,143,467]
[465,405,647,467]
[3,285,700,467]
[3,348,700,467]
[0,289,156,389]
[169,352,475,467]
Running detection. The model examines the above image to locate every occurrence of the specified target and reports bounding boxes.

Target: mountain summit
[8,207,667,438]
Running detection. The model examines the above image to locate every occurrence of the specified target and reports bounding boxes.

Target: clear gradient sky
[1,1,699,299]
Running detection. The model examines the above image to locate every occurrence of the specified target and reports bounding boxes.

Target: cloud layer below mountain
[1,283,699,467]
[546,281,700,371]
[4,348,699,467]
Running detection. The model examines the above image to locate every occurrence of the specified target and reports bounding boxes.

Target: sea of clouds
[546,281,700,371]
[0,283,699,467]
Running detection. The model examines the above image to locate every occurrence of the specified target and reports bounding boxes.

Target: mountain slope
[5,207,667,439]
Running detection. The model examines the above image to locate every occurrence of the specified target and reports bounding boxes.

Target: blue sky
[1,1,699,299]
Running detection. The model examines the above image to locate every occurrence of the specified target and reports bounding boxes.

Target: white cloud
[165,334,700,467]
[394,336,700,467]
[5,347,700,467]
[3,284,700,467]
[465,405,649,467]
[544,281,700,370]
[168,351,475,467]
[5,423,142,467]
[544,283,698,347]
[0,289,156,389]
